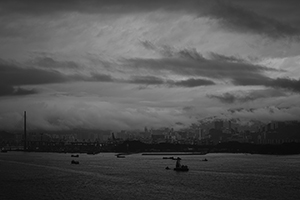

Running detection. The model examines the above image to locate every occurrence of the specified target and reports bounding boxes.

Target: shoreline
[141,152,207,156]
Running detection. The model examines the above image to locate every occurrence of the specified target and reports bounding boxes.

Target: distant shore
[2,140,300,155]
[141,152,207,155]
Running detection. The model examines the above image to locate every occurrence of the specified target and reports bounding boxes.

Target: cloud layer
[1,0,300,131]
[2,0,300,40]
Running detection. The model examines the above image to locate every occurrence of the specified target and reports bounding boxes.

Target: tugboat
[173,158,189,171]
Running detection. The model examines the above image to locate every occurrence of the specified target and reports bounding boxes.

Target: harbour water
[1,152,300,200]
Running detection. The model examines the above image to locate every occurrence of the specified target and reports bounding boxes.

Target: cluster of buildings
[116,120,300,145]
[204,120,300,144]
[1,120,300,149]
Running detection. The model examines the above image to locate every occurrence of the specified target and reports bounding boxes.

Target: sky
[1,0,300,131]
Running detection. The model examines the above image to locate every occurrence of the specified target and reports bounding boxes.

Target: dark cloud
[0,84,38,96]
[182,106,194,112]
[0,59,119,97]
[0,57,216,98]
[208,52,245,63]
[32,57,81,69]
[0,59,70,86]
[68,72,114,82]
[168,78,215,87]
[0,59,118,85]
[208,89,288,104]
[90,73,114,82]
[175,122,185,126]
[208,93,237,104]
[132,43,300,92]
[0,59,70,96]
[140,41,279,71]
[232,76,300,93]
[13,87,38,96]
[227,106,291,115]
[1,0,299,40]
[176,49,206,61]
[201,1,300,40]
[126,75,214,88]
[141,41,207,61]
[228,107,255,114]
[140,40,157,51]
[231,76,272,86]
[127,43,279,82]
[128,76,165,85]
[0,0,194,16]
[271,78,300,92]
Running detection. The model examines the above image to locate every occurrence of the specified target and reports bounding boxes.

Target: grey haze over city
[1,0,300,131]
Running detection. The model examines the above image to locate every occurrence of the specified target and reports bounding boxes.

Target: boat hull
[173,167,189,171]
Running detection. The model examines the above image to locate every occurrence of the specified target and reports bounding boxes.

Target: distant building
[151,134,165,143]
[144,127,148,133]
[177,131,188,139]
[214,120,224,130]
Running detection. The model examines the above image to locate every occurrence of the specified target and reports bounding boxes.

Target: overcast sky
[1,0,300,131]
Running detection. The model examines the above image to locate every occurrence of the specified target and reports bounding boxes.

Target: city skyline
[1,0,300,131]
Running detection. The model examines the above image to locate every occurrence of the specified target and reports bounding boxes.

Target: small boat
[202,158,208,161]
[71,160,79,164]
[165,166,170,170]
[117,155,125,158]
[174,165,189,171]
[71,154,79,157]
[163,157,174,159]
[173,158,189,171]
[172,157,181,160]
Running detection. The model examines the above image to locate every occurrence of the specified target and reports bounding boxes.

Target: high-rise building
[199,129,204,140]
[111,132,116,140]
[214,120,224,130]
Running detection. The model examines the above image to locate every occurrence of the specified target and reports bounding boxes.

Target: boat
[173,158,189,171]
[71,154,79,157]
[174,165,189,171]
[165,166,170,170]
[202,158,208,161]
[87,150,100,155]
[115,153,126,158]
[163,156,174,159]
[71,160,79,164]
[172,157,181,160]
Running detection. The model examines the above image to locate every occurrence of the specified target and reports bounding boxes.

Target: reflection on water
[1,152,300,200]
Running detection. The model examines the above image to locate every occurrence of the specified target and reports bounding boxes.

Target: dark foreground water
[0,152,300,200]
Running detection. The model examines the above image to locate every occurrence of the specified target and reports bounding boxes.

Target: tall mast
[24,111,26,150]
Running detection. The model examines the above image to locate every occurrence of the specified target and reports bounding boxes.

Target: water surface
[1,152,299,200]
